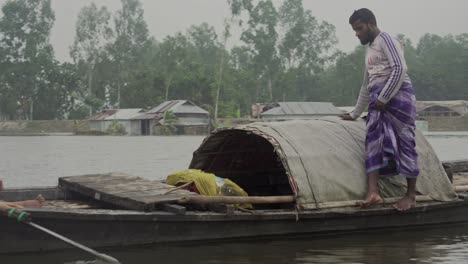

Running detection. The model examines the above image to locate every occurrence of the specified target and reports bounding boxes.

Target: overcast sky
[1,0,467,61]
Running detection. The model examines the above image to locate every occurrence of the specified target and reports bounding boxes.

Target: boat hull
[2,195,468,254]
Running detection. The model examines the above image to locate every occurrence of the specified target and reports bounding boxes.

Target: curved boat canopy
[189,117,456,209]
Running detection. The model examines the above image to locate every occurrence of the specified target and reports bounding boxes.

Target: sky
[1,0,467,62]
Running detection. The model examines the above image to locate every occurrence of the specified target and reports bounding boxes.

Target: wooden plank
[60,179,151,211]
[0,187,64,201]
[44,200,95,209]
[159,204,186,215]
[443,160,468,173]
[452,175,468,186]
[59,174,198,211]
[77,180,174,195]
[60,173,139,183]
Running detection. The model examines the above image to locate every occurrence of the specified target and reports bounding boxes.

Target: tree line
[0,0,467,120]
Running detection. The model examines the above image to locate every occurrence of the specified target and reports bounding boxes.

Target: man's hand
[373,99,386,111]
[0,202,31,222]
[339,113,355,121]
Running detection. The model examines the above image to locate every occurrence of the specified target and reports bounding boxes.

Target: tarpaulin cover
[232,117,457,209]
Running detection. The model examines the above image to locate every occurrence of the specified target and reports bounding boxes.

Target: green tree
[159,110,178,135]
[109,0,149,108]
[155,33,192,101]
[107,120,126,135]
[214,20,231,122]
[278,0,338,101]
[0,0,55,119]
[316,33,468,106]
[239,0,280,102]
[70,3,113,116]
[412,34,468,100]
[228,0,338,103]
[186,23,223,109]
[316,47,365,106]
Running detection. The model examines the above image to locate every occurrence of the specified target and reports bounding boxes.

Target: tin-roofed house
[260,102,343,121]
[416,101,467,117]
[132,100,210,135]
[88,108,144,135]
[416,101,468,131]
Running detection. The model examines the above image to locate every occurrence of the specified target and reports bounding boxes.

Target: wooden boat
[1,119,467,254]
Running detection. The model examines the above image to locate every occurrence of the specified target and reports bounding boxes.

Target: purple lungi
[365,82,419,178]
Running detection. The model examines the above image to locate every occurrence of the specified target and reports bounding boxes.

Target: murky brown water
[1,134,468,264]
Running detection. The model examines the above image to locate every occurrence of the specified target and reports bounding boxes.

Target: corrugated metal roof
[147,100,209,115]
[131,113,162,120]
[89,109,145,121]
[147,100,180,113]
[104,109,144,120]
[174,104,209,114]
[88,110,118,121]
[261,102,342,116]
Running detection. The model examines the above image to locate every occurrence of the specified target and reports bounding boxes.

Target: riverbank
[0,120,89,135]
[0,132,74,136]
[1,117,467,136]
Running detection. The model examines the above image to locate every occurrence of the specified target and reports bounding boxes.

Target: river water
[1,134,468,264]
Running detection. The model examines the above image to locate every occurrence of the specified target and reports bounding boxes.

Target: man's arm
[349,70,370,119]
[377,33,408,104]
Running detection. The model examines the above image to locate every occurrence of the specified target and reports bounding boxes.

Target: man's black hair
[349,8,377,25]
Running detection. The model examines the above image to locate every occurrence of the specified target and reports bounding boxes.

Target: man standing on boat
[339,8,419,211]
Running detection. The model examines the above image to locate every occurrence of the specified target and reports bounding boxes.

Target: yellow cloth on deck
[166,169,252,209]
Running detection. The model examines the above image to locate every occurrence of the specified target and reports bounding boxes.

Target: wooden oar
[26,222,120,264]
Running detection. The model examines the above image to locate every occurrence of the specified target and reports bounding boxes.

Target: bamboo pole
[454,185,468,192]
[176,194,438,207]
[316,195,435,209]
[177,195,295,204]
[174,185,468,209]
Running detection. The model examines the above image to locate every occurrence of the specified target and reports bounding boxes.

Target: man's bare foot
[13,194,46,208]
[393,195,416,211]
[358,192,383,208]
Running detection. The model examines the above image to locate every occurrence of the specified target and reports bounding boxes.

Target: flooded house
[258,102,343,121]
[131,100,210,135]
[416,101,468,131]
[338,106,429,132]
[416,101,468,117]
[88,108,144,135]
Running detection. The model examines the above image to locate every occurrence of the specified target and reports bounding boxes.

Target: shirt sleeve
[377,33,408,104]
[350,69,369,119]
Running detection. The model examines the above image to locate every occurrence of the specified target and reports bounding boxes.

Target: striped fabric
[365,82,419,178]
[351,32,411,119]
[378,32,406,103]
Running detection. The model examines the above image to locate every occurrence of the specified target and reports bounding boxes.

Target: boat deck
[3,160,467,214]
[58,172,197,212]
[0,160,468,254]
[454,172,468,186]
[37,170,468,213]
